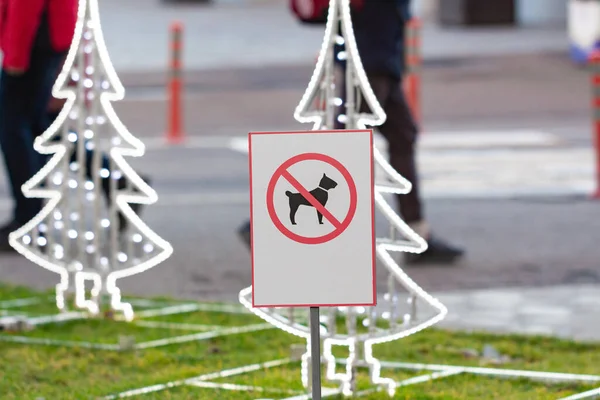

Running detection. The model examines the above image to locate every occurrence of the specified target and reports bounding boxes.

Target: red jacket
[0,0,77,70]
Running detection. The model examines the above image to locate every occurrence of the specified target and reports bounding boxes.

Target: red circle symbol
[266,153,357,245]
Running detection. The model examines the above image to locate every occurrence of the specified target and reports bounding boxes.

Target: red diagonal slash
[281,170,342,229]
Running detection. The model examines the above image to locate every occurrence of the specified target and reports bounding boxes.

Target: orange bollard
[404,18,421,125]
[167,21,184,144]
[590,51,600,199]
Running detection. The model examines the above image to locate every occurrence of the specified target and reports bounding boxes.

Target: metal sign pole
[310,306,322,399]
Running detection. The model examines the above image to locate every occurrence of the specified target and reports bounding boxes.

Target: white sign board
[249,130,376,308]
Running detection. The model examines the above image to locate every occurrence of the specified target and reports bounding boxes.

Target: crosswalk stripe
[226,130,562,154]
[141,130,563,153]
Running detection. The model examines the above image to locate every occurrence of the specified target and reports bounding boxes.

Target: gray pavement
[438,284,600,342]
[0,141,599,340]
[112,52,594,148]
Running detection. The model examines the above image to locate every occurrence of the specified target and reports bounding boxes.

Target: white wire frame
[103,356,600,399]
[0,296,271,350]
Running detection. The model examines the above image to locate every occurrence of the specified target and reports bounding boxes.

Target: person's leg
[0,70,44,234]
[30,53,68,169]
[375,75,464,264]
[235,69,390,250]
[57,116,149,234]
[237,219,251,249]
[372,75,424,227]
[237,64,351,249]
[44,109,113,196]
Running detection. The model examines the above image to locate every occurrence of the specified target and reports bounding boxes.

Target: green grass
[0,283,598,400]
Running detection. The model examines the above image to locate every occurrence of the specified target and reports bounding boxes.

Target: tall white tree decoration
[9,0,173,322]
[240,0,447,396]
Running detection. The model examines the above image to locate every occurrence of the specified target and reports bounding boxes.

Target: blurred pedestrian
[0,0,77,250]
[239,0,464,265]
[0,0,150,252]
[348,0,464,264]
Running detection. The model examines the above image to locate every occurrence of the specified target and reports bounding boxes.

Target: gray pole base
[310,306,322,400]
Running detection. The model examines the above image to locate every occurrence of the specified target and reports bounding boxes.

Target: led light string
[239,0,447,396]
[9,0,173,322]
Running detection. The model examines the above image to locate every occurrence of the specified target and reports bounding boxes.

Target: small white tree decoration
[239,0,447,396]
[9,0,173,322]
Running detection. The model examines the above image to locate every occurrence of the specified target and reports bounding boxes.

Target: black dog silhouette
[285,173,338,225]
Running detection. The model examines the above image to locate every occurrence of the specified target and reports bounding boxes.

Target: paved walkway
[113,52,593,149]
[0,136,598,342]
[436,284,600,342]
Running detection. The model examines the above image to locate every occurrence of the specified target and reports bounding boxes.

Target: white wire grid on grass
[0,296,271,351]
[104,355,600,400]
[1,296,597,399]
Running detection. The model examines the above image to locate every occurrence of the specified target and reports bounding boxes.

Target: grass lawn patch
[0,283,598,400]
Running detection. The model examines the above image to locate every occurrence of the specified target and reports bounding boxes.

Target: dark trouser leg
[338,71,463,263]
[0,71,42,225]
[73,140,112,201]
[0,52,63,225]
[363,74,424,225]
[367,75,464,262]
[28,52,65,176]
[45,112,113,202]
[380,77,423,224]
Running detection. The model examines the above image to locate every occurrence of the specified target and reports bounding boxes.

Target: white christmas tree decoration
[9,0,173,322]
[239,0,447,396]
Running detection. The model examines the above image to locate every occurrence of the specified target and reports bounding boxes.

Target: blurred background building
[416,0,566,26]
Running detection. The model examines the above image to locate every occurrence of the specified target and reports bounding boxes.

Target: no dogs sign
[249,130,376,307]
